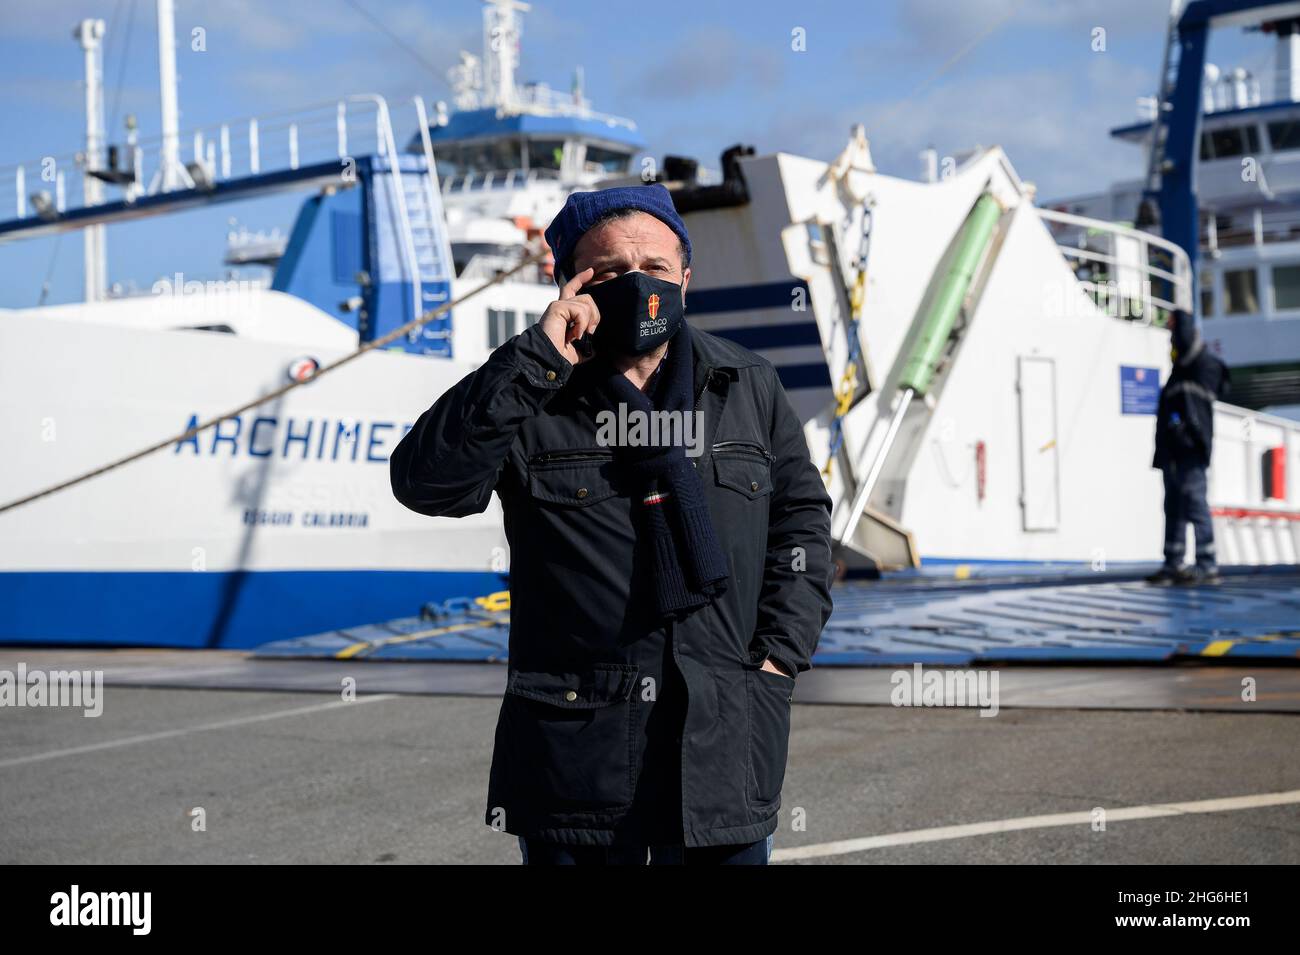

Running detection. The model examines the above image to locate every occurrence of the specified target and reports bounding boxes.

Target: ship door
[1016,355,1060,531]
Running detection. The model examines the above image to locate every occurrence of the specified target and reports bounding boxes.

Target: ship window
[174,323,236,334]
[585,145,633,173]
[1223,268,1259,314]
[1200,125,1260,160]
[1273,264,1300,310]
[1212,213,1254,248]
[1269,120,1300,151]
[436,139,523,178]
[524,311,542,327]
[489,138,522,172]
[435,150,469,180]
[1200,268,1215,318]
[528,140,565,171]
[488,308,517,348]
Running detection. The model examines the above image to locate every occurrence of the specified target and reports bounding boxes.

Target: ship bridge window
[1200,125,1260,160]
[1268,120,1300,152]
[436,138,525,178]
[1223,267,1259,315]
[1211,212,1254,248]
[488,308,517,348]
[584,145,633,173]
[1272,264,1300,310]
[527,139,565,171]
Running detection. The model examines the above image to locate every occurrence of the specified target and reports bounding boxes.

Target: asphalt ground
[1,652,1296,864]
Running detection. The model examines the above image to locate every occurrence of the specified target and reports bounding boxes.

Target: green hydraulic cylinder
[837,191,1003,550]
[897,192,1003,395]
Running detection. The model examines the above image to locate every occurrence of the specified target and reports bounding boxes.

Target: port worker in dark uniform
[390,184,834,864]
[1146,309,1231,586]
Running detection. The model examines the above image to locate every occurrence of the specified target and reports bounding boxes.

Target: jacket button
[545,370,557,381]
[564,690,578,702]
[576,487,588,499]
[751,481,760,491]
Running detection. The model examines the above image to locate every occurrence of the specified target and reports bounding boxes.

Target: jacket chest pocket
[528,449,618,506]
[712,441,774,501]
[501,664,640,813]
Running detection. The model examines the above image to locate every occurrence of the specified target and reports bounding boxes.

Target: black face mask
[580,270,684,355]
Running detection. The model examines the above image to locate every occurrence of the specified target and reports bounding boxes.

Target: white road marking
[773,789,1300,861]
[0,694,401,769]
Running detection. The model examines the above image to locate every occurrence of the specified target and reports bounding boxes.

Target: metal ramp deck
[253,566,1300,665]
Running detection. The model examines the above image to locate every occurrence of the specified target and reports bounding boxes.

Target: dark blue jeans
[518,833,773,865]
[1161,459,1216,569]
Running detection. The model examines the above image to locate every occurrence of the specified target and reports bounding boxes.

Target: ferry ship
[1045,0,1300,415]
[1,0,1297,650]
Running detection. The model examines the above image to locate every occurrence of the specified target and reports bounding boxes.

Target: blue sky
[0,0,1264,307]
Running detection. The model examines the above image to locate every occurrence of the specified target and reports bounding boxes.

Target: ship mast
[150,0,193,193]
[75,18,107,302]
[482,0,530,111]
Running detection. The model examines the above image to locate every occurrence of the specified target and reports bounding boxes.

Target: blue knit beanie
[544,183,692,286]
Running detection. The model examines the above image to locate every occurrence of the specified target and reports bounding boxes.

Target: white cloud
[621,26,785,102]
[896,0,1167,51]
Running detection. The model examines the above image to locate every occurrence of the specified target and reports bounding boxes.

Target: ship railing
[441,168,563,193]
[0,94,452,326]
[1037,207,1193,324]
[456,82,639,132]
[1212,502,1300,564]
[510,88,639,132]
[459,250,549,284]
[1135,70,1268,119]
[441,165,704,194]
[1208,403,1300,564]
[1202,202,1300,252]
[0,95,412,223]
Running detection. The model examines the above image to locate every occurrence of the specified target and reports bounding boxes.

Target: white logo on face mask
[584,270,683,354]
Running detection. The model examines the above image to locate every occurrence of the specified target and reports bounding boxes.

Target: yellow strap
[475,590,511,612]
[822,238,871,481]
[334,591,510,658]
[335,619,500,660]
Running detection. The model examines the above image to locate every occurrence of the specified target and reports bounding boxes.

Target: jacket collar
[568,323,754,411]
[689,323,759,395]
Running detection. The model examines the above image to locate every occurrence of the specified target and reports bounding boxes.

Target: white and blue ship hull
[0,304,508,648]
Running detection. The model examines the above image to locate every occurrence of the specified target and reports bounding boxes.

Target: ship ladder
[822,199,873,481]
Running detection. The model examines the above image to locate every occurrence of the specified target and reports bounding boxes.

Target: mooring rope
[0,249,549,515]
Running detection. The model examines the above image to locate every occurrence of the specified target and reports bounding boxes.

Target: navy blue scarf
[596,321,729,618]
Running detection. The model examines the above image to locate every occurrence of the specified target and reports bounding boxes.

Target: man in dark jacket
[389,183,835,864]
[1146,310,1231,586]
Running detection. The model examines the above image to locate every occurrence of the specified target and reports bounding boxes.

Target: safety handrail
[352,94,422,333]
[1,95,400,222]
[1037,206,1194,321]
